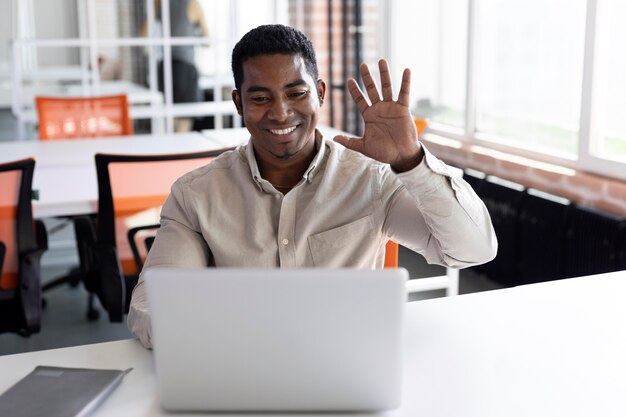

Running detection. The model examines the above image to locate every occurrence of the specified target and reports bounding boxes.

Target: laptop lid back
[145,268,407,412]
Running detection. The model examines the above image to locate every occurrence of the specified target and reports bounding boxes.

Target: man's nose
[267,97,293,121]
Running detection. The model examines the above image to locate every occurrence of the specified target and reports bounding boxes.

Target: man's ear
[316,79,327,105]
[232,89,243,115]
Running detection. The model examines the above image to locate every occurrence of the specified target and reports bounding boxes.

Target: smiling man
[232,53,323,192]
[128,24,497,348]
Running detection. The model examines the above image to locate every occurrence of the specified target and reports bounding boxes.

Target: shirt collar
[244,129,328,189]
[305,129,327,183]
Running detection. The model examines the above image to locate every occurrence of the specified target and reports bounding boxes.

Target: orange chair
[0,158,47,335]
[35,95,133,140]
[73,149,230,321]
[384,241,399,268]
[414,116,428,137]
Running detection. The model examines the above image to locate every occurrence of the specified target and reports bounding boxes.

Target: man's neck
[255,140,318,191]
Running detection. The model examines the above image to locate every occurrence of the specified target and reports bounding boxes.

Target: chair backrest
[35,95,133,140]
[0,166,22,291]
[91,149,230,321]
[96,150,228,275]
[0,158,45,335]
[0,241,5,279]
[384,240,399,268]
[0,159,35,290]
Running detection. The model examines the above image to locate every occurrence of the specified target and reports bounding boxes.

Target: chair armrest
[0,241,5,276]
[128,223,160,272]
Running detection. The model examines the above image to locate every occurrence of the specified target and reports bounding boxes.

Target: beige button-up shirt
[128,130,497,347]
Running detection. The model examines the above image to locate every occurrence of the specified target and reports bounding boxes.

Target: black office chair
[128,223,161,273]
[0,158,48,336]
[0,242,5,279]
[73,149,229,322]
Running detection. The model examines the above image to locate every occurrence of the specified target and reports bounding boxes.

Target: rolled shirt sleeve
[385,145,497,268]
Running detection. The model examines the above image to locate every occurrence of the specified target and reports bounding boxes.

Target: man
[128,24,497,348]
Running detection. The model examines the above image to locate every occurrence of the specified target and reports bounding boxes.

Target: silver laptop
[145,268,408,412]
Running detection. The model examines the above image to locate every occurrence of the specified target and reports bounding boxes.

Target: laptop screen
[145,268,408,412]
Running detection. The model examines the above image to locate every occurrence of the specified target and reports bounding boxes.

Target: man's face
[232,54,325,162]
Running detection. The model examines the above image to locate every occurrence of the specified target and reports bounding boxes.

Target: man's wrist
[391,145,424,173]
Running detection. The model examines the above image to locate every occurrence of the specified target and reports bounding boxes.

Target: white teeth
[269,126,297,135]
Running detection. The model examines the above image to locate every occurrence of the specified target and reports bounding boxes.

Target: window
[390,0,468,132]
[7,0,287,139]
[593,0,626,162]
[387,0,626,180]
[475,0,586,158]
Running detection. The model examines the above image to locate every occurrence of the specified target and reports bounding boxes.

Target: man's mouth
[268,126,297,135]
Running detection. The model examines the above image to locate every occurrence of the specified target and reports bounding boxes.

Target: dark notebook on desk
[0,366,132,417]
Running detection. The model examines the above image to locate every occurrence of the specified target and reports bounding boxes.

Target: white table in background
[1,270,624,416]
[0,132,232,218]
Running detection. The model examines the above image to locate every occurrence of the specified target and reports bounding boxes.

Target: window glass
[29,0,81,39]
[475,0,586,156]
[391,0,468,130]
[595,0,626,162]
[197,0,233,77]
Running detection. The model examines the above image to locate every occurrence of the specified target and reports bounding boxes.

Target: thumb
[333,135,365,153]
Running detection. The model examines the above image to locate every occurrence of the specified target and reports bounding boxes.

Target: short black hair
[231,24,319,92]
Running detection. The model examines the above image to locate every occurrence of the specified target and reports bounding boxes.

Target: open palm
[334,59,422,172]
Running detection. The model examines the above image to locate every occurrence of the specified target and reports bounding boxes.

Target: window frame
[10,0,288,140]
[387,0,626,182]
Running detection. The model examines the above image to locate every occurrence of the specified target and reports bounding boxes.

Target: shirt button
[282,238,289,245]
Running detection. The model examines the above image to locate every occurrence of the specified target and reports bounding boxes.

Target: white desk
[1,271,625,416]
[0,127,348,218]
[0,132,233,218]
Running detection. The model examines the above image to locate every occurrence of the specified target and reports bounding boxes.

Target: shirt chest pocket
[307,215,378,268]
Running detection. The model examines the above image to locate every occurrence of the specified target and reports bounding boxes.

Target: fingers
[333,134,365,153]
[347,78,369,114]
[378,59,393,101]
[360,63,381,105]
[349,59,412,111]
[397,68,411,107]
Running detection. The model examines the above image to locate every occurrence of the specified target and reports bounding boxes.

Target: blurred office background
[1,0,625,355]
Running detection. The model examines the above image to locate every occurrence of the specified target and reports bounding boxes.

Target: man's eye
[251,96,270,103]
[288,90,309,98]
